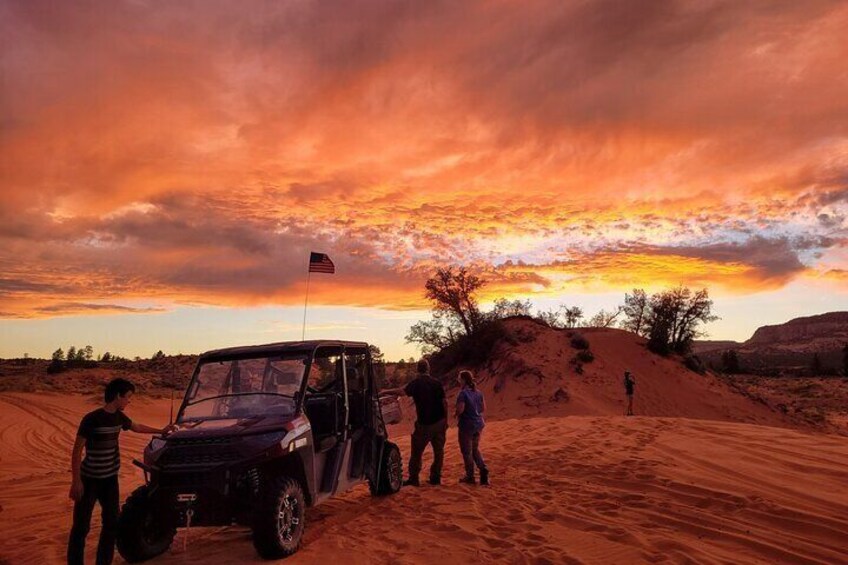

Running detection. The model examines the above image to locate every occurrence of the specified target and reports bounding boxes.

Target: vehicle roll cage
[177,341,374,428]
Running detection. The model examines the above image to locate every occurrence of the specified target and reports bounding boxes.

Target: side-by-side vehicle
[116,340,403,561]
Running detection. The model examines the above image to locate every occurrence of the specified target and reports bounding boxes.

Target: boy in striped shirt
[67,378,173,565]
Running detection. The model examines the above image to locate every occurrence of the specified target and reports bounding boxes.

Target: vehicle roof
[199,340,370,361]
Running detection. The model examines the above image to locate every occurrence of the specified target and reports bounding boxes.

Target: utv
[116,340,403,561]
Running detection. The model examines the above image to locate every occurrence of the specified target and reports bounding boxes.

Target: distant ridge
[696,311,848,375]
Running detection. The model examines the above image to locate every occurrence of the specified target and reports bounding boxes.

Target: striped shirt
[77,409,133,479]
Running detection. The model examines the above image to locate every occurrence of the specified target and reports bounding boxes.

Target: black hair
[105,378,136,402]
[417,359,430,375]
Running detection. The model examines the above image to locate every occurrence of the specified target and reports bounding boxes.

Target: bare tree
[588,307,623,328]
[536,309,561,328]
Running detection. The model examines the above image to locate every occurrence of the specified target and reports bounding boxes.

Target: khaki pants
[408,419,446,481]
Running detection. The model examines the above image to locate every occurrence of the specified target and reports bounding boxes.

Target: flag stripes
[308,252,335,274]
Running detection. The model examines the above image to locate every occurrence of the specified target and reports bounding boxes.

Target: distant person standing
[383,359,448,486]
[455,370,489,486]
[68,378,174,565]
[624,370,636,416]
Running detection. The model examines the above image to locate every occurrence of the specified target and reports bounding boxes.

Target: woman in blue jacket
[455,370,489,486]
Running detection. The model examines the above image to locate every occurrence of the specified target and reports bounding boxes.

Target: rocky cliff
[697,312,848,375]
[747,312,848,349]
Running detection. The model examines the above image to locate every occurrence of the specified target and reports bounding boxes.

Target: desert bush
[721,349,740,374]
[430,320,507,377]
[574,362,584,375]
[514,326,537,343]
[570,333,590,350]
[575,349,594,363]
[684,353,706,374]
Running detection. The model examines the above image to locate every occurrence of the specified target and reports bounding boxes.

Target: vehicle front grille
[159,445,241,466]
[169,436,233,446]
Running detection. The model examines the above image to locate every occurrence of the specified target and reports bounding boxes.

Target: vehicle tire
[370,441,402,496]
[252,476,306,560]
[116,485,176,563]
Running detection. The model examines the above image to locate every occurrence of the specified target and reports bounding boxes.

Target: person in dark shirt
[68,378,174,565]
[383,359,448,486]
[624,370,636,416]
[455,370,489,486]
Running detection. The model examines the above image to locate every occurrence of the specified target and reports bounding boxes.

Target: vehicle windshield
[179,353,308,422]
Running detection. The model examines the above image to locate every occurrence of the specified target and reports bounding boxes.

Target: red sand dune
[1,390,847,564]
[1,324,845,563]
[443,321,794,429]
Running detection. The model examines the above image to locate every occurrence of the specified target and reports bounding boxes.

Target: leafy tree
[152,350,166,360]
[646,304,673,355]
[645,287,717,355]
[368,344,384,363]
[489,298,532,320]
[622,289,649,336]
[424,266,485,335]
[668,287,717,351]
[560,306,584,328]
[48,348,65,374]
[721,349,740,374]
[66,346,77,363]
[407,267,486,352]
[83,345,94,361]
[101,352,113,363]
[406,316,454,353]
[368,344,386,385]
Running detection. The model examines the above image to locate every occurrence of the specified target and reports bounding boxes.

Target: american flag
[308,252,335,274]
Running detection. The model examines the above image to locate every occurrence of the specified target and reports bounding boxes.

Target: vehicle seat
[304,393,339,451]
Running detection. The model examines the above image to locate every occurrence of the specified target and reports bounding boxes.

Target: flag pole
[302,266,312,341]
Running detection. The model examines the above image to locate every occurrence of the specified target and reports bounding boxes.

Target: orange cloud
[1,1,847,318]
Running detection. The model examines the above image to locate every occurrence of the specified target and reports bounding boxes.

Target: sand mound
[2,392,847,564]
[430,319,794,430]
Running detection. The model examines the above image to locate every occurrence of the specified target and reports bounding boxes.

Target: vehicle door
[343,347,371,479]
[303,346,347,452]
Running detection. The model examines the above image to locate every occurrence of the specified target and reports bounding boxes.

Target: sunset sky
[2,0,847,360]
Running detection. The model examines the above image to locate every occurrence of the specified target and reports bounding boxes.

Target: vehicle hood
[169,414,296,440]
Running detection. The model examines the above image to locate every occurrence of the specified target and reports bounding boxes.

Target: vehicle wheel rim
[277,494,299,544]
[388,449,402,490]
